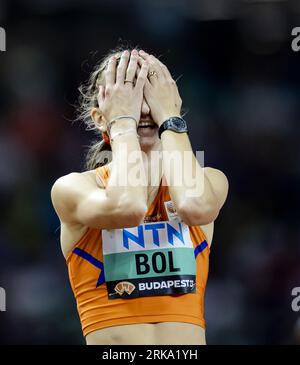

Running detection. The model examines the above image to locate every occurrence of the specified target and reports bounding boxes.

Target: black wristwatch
[158,117,189,139]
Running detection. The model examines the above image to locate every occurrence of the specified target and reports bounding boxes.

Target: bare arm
[51,123,148,229]
[51,50,149,229]
[138,50,228,225]
[51,165,147,230]
[160,128,228,225]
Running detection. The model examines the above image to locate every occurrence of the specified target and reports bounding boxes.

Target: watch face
[159,117,188,139]
[173,118,185,129]
[169,117,186,131]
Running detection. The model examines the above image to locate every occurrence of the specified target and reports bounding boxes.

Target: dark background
[0,0,299,344]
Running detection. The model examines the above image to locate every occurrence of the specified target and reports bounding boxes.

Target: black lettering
[135,254,150,275]
[152,252,166,273]
[168,251,181,272]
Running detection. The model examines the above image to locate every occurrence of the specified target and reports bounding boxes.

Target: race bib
[102,219,196,299]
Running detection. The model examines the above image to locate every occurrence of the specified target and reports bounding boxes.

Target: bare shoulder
[51,171,90,201]
[50,170,101,221]
[53,169,97,186]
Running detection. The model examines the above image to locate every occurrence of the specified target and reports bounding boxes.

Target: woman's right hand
[97,50,149,129]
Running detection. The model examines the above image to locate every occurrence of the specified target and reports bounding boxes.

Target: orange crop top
[66,165,210,337]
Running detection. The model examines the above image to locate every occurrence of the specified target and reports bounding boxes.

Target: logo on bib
[164,201,178,221]
[113,281,136,296]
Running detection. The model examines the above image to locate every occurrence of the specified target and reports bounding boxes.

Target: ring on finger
[148,70,158,78]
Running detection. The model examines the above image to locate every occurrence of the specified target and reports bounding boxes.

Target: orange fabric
[66,165,210,337]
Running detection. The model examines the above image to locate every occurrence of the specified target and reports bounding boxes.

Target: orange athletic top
[66,165,210,337]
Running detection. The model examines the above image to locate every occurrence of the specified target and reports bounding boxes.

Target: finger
[135,61,149,90]
[156,59,180,98]
[137,55,144,69]
[125,49,138,85]
[137,56,147,83]
[135,62,141,79]
[140,49,167,75]
[144,77,152,94]
[116,50,130,85]
[138,50,157,68]
[105,56,117,87]
[136,63,151,87]
[139,51,164,82]
[156,58,173,81]
[136,63,151,90]
[138,49,150,60]
[138,56,159,86]
[136,63,153,113]
[149,56,164,79]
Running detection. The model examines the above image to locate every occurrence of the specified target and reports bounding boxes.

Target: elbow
[177,200,219,226]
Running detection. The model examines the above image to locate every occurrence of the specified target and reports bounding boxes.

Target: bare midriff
[85,322,206,345]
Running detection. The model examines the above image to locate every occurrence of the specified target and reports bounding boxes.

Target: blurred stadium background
[0,0,299,344]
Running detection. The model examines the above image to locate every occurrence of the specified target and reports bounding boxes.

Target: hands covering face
[137,50,182,127]
[97,49,182,130]
[97,50,149,128]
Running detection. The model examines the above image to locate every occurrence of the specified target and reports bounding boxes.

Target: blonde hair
[77,46,134,170]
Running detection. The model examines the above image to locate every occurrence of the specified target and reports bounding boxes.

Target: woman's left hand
[138,50,182,127]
